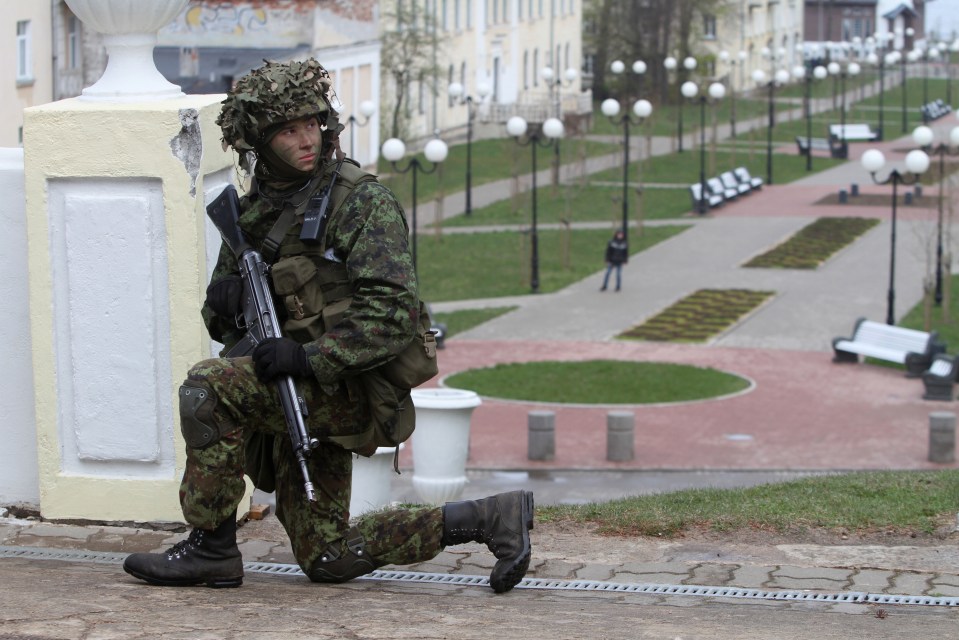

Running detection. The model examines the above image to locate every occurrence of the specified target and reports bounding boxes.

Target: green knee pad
[307,529,377,583]
[179,381,230,449]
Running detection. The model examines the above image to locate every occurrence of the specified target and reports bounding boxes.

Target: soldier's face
[269,115,322,172]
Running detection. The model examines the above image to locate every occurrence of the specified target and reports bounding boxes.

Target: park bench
[796,136,847,159]
[689,182,723,210]
[920,99,952,122]
[922,353,959,401]
[829,123,880,142]
[721,170,752,196]
[733,167,763,190]
[832,317,944,377]
[708,176,738,201]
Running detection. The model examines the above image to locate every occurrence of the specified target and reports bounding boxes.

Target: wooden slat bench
[832,317,944,377]
[922,354,959,401]
[733,167,762,190]
[689,182,723,210]
[920,99,952,122]
[829,123,880,142]
[796,136,847,159]
[721,170,751,196]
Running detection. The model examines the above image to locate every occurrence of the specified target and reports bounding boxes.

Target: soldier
[122,59,533,593]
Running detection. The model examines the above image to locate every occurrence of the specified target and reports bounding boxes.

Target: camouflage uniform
[124,58,533,593]
[185,166,444,572]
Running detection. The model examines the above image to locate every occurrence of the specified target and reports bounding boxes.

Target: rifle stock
[206,185,318,502]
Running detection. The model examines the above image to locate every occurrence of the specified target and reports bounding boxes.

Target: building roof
[883,3,919,19]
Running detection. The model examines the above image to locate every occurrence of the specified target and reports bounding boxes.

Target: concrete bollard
[929,412,956,463]
[528,411,555,461]
[607,411,635,462]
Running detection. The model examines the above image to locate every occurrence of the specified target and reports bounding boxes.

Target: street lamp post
[754,68,791,186]
[867,49,890,141]
[506,116,565,293]
[541,66,578,188]
[912,124,959,305]
[448,81,491,216]
[801,65,828,171]
[861,147,931,324]
[610,59,647,103]
[921,47,941,120]
[381,137,449,272]
[948,41,959,105]
[346,100,376,160]
[831,61,861,145]
[902,27,916,133]
[677,56,697,153]
[600,97,653,239]
[663,56,680,151]
[681,81,726,214]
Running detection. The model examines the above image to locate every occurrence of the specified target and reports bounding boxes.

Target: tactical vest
[264,160,438,459]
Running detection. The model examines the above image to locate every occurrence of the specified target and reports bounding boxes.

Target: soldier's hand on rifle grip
[252,338,312,382]
[205,274,244,319]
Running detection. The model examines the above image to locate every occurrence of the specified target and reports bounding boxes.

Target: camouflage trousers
[179,357,445,573]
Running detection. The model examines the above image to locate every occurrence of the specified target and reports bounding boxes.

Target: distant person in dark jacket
[600,230,628,292]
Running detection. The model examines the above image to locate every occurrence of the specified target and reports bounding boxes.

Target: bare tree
[379,2,446,139]
[585,0,722,103]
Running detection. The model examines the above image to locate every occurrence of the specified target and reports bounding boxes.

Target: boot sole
[491,490,534,594]
[123,564,243,589]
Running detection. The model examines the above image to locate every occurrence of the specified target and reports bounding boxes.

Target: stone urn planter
[350,445,403,517]
[66,0,187,100]
[410,388,481,505]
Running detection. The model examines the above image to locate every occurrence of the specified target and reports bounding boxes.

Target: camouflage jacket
[203,165,420,389]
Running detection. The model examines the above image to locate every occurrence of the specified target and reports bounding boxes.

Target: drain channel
[3,545,956,607]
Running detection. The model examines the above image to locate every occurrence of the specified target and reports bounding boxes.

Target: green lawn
[540,469,959,537]
[378,137,619,208]
[443,360,750,403]
[586,148,845,186]
[437,183,694,227]
[416,224,689,302]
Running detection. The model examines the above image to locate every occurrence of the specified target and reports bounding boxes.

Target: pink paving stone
[400,339,959,473]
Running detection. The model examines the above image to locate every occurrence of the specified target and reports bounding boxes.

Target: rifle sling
[261,159,345,264]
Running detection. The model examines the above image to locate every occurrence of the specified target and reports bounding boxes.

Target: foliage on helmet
[217,58,342,154]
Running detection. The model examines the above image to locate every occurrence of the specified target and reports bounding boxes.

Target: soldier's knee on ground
[179,380,234,449]
[306,529,378,583]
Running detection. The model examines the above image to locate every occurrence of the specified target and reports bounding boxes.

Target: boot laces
[166,529,205,560]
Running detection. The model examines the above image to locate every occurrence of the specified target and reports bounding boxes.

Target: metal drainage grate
[3,546,958,607]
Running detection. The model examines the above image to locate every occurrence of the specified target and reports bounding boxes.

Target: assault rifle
[206,184,318,502]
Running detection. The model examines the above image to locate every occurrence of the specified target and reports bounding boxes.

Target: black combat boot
[441,490,534,593]
[123,513,243,588]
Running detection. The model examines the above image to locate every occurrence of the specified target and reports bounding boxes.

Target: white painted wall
[0,148,39,505]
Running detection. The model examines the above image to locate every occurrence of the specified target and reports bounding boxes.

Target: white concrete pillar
[23,98,233,523]
[0,148,40,506]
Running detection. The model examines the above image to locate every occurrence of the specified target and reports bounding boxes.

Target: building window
[16,20,32,83]
[67,16,79,69]
[704,14,716,40]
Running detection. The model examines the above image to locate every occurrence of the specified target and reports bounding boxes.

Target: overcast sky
[926,0,959,40]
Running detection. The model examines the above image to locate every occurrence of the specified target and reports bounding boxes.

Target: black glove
[205,274,244,318]
[252,338,312,382]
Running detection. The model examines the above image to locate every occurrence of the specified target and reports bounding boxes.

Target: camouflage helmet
[217,58,343,154]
